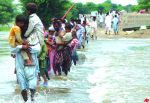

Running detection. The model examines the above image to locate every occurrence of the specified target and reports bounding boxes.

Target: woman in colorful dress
[53,20,72,76]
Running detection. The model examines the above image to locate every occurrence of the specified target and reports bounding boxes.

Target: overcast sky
[71,0,138,6]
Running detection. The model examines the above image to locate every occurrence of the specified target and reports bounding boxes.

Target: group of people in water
[8,2,89,102]
[8,2,120,102]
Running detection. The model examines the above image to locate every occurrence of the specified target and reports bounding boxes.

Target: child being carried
[9,14,33,66]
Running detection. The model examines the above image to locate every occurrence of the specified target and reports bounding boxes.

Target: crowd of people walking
[8,2,121,102]
[8,2,89,102]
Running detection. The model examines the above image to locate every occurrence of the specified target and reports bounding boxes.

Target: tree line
[0,0,150,27]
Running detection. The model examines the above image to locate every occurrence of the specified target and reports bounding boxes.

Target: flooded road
[0,32,150,103]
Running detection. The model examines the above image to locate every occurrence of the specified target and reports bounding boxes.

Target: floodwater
[0,32,150,103]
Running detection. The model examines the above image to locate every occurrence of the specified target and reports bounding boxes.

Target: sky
[71,0,138,6]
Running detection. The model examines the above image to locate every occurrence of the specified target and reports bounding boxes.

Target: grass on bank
[0,24,12,31]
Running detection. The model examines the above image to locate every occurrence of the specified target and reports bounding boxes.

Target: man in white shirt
[20,3,44,102]
[24,3,44,46]
[105,13,112,35]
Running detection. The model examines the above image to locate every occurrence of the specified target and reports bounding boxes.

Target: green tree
[85,2,97,12]
[117,4,124,11]
[124,4,132,12]
[131,5,140,12]
[138,0,150,12]
[69,4,80,19]
[75,3,89,14]
[97,4,105,12]
[0,0,17,24]
[111,4,118,10]
[102,0,112,13]
[20,0,73,27]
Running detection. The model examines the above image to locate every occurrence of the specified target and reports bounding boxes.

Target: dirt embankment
[96,28,150,39]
